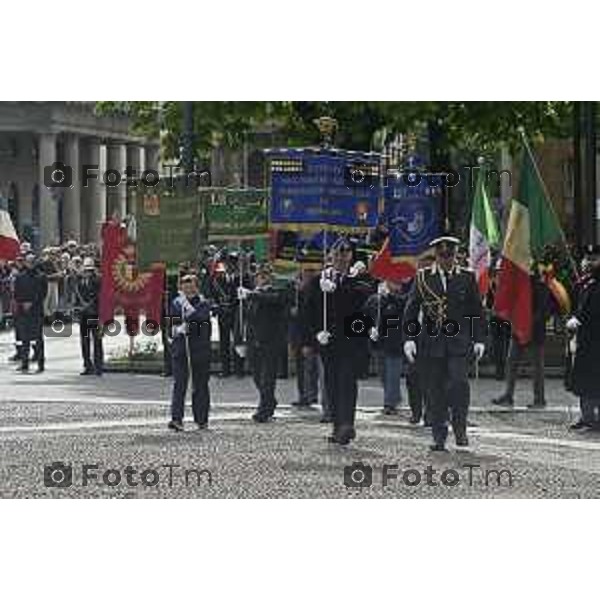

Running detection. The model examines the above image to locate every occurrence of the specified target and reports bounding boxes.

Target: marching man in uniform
[168,274,212,432]
[403,236,486,451]
[238,263,290,423]
[301,237,375,445]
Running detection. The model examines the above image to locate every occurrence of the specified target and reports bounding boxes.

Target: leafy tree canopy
[96,101,574,162]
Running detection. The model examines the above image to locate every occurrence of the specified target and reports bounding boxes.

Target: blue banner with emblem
[268,149,380,231]
[382,155,442,258]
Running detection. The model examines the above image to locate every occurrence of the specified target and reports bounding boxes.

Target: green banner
[135,187,207,269]
[204,188,268,241]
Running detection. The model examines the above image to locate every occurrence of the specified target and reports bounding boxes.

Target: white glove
[369,327,379,342]
[377,282,388,296]
[403,340,417,363]
[237,286,252,301]
[566,316,581,332]
[349,261,366,278]
[474,343,485,360]
[173,323,188,336]
[316,330,331,345]
[320,277,336,293]
[181,299,195,318]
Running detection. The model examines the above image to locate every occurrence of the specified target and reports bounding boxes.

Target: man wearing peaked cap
[76,256,103,376]
[300,235,376,445]
[403,233,486,451]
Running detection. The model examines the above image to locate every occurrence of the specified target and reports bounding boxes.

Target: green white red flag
[494,143,564,344]
[468,165,500,295]
[0,204,19,261]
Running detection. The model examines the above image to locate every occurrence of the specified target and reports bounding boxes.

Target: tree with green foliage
[97,101,575,163]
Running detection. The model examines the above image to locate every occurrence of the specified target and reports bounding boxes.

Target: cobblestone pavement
[1,324,598,498]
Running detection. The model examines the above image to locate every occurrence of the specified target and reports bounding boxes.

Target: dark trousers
[80,317,104,372]
[421,355,470,446]
[170,338,211,424]
[251,344,279,417]
[295,348,319,404]
[162,324,172,376]
[407,361,428,422]
[580,396,600,424]
[321,350,359,433]
[504,337,545,404]
[491,326,510,380]
[218,313,243,376]
[18,314,43,369]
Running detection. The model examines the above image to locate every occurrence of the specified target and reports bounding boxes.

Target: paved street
[1,324,598,498]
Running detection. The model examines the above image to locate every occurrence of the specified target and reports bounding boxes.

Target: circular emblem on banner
[112,244,152,293]
[143,194,160,216]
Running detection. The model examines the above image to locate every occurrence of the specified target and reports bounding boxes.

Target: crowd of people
[2,233,599,450]
[0,240,102,373]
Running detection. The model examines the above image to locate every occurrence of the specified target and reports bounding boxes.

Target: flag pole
[519,128,580,281]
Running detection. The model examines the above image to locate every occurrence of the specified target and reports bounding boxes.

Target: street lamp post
[182,101,194,173]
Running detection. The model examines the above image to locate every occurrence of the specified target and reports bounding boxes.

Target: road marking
[471,428,600,452]
[0,411,258,434]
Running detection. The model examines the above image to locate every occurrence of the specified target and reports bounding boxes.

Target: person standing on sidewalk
[567,247,600,430]
[168,274,212,432]
[365,277,409,416]
[76,257,103,376]
[14,253,45,374]
[491,266,558,409]
[290,267,320,408]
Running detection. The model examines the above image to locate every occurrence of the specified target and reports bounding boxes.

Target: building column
[106,142,127,220]
[144,144,160,174]
[38,133,58,247]
[127,145,146,215]
[63,135,81,242]
[86,140,107,242]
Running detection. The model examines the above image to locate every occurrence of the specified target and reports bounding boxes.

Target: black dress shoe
[80,369,94,376]
[455,434,469,447]
[167,420,184,432]
[527,402,546,410]
[195,422,208,430]
[429,443,448,452]
[383,406,398,416]
[292,400,311,408]
[35,365,45,374]
[409,415,420,425]
[252,413,273,423]
[327,435,351,445]
[492,395,514,407]
[570,420,592,430]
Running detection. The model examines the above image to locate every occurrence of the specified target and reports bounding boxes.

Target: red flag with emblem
[99,219,165,332]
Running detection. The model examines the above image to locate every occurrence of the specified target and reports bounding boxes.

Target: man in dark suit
[240,263,290,423]
[301,237,375,445]
[14,253,46,374]
[76,257,103,376]
[403,236,486,451]
[168,274,213,431]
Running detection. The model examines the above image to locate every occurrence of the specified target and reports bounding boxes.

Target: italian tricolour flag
[469,164,500,295]
[0,204,19,261]
[494,145,563,345]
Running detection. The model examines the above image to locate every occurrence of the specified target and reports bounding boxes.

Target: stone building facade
[0,102,160,248]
